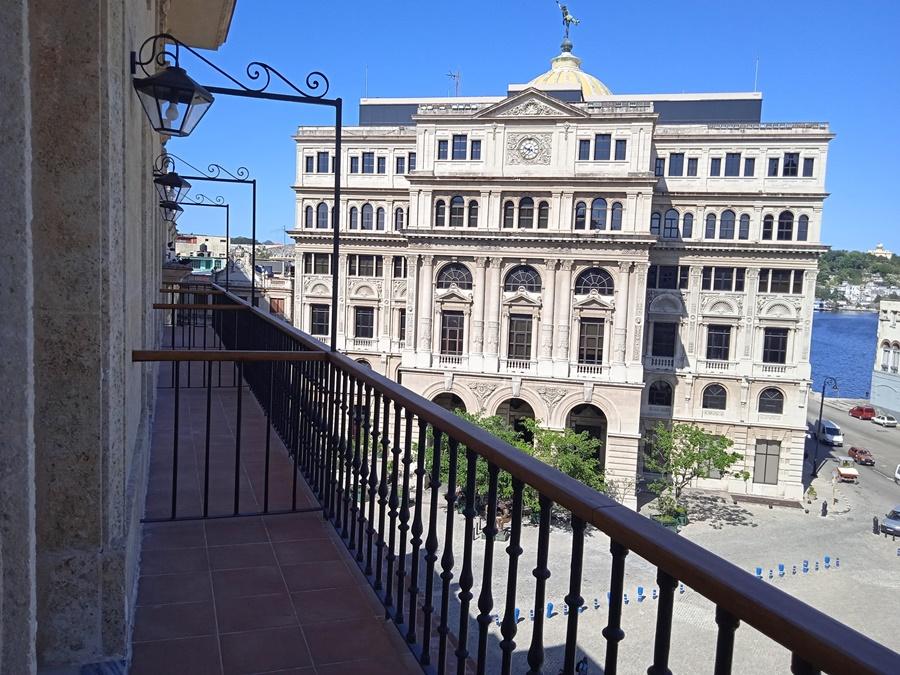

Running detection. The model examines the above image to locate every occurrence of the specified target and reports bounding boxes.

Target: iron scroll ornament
[132,33,330,100]
[153,153,251,182]
[188,193,227,207]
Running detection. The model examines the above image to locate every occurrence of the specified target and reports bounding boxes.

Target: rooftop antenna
[446,70,461,97]
[753,56,759,92]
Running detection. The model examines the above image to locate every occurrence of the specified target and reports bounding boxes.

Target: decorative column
[627,262,648,383]
[553,260,574,374]
[416,255,434,366]
[613,261,632,365]
[402,255,417,364]
[336,253,347,348]
[471,257,487,370]
[483,257,502,370]
[538,259,558,376]
[382,255,392,352]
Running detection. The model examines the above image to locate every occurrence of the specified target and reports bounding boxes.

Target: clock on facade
[518,137,540,160]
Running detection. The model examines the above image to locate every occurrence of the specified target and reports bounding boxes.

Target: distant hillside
[816,249,900,299]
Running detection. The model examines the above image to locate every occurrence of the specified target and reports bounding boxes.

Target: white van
[817,419,844,446]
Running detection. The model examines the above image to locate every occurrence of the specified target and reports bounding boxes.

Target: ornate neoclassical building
[288,39,832,506]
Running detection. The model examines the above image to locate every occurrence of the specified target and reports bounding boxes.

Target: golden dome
[527,41,611,98]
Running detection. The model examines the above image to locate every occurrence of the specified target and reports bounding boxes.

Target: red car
[849,405,876,420]
[848,446,875,466]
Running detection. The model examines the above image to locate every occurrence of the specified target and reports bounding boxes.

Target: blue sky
[169,0,899,251]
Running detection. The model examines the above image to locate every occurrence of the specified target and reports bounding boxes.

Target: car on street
[817,419,844,446]
[848,446,875,465]
[872,414,897,427]
[849,405,877,420]
[881,506,900,536]
[895,464,900,484]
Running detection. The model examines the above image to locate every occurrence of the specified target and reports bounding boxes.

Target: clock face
[518,137,540,160]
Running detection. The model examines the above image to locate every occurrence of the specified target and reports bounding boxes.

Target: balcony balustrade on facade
[137,282,899,674]
[644,355,676,370]
[436,353,467,369]
[699,358,736,373]
[501,358,535,373]
[352,336,379,351]
[573,362,605,377]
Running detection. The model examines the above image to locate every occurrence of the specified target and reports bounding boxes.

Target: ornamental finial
[556,1,580,41]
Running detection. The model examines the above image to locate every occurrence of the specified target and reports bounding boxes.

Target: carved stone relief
[467,382,497,410]
[507,100,559,117]
[505,132,552,165]
[537,386,566,412]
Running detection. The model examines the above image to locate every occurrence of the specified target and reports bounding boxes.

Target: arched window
[610,202,623,230]
[719,210,736,239]
[304,205,314,228]
[316,202,329,229]
[518,197,534,228]
[705,213,717,238]
[537,201,549,229]
[683,212,694,238]
[434,200,446,227]
[590,198,607,230]
[893,342,900,370]
[376,207,385,230]
[575,267,614,295]
[349,206,358,230]
[468,201,479,228]
[648,381,673,407]
[777,211,794,240]
[738,214,750,240]
[762,214,774,240]
[361,203,374,230]
[759,388,784,414]
[663,209,679,238]
[503,200,515,228]
[797,215,809,241]
[574,201,587,229]
[650,212,661,235]
[449,196,465,227]
[504,265,541,292]
[881,341,891,368]
[394,207,404,229]
[702,384,727,410]
[436,263,473,289]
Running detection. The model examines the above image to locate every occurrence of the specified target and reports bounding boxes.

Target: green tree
[644,422,748,515]
[521,418,605,493]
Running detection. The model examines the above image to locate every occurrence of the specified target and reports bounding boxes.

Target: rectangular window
[349,156,359,173]
[767,157,779,176]
[753,440,781,485]
[710,157,721,176]
[792,270,803,294]
[470,139,482,160]
[654,157,665,177]
[376,157,386,174]
[668,153,684,176]
[437,140,448,160]
[408,152,417,171]
[783,152,799,177]
[706,325,731,361]
[594,134,611,160]
[303,253,331,275]
[615,139,627,161]
[304,156,314,173]
[392,256,407,279]
[762,328,789,364]
[440,311,464,355]
[348,254,382,277]
[578,319,604,364]
[578,139,591,160]
[317,151,329,173]
[395,156,406,174]
[724,152,741,177]
[507,315,533,360]
[803,157,814,177]
[651,322,678,358]
[398,308,406,343]
[310,304,330,336]
[712,267,734,291]
[735,268,746,292]
[362,152,375,174]
[687,158,698,176]
[452,134,467,160]
[758,269,769,292]
[354,307,374,339]
[650,265,680,289]
[744,157,755,176]
[702,266,712,290]
[769,269,793,293]
[679,266,690,289]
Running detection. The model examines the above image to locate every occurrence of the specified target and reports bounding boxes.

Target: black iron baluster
[330,365,344,524]
[437,437,460,674]
[603,540,629,675]
[170,361,181,520]
[420,428,443,666]
[526,494,553,675]
[334,370,346,532]
[384,400,402,615]
[455,447,478,675]
[348,376,361,548]
[562,516,586,675]
[647,570,678,675]
[232,361,243,516]
[790,654,820,675]
[406,417,428,644]
[395,408,414,624]
[263,361,274,513]
[340,372,352,540]
[356,385,372,563]
[290,362,302,511]
[714,606,739,675]
[475,463,499,675]
[366,390,381,578]
[375,395,391,591]
[499,479,524,675]
[202,360,212,518]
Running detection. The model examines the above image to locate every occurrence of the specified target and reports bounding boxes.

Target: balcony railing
[435,353,466,368]
[644,355,675,370]
[573,362,605,377]
[140,282,899,674]
[350,336,378,351]
[699,358,736,373]
[501,358,535,373]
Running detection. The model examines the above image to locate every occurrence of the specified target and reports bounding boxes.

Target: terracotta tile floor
[132,360,421,674]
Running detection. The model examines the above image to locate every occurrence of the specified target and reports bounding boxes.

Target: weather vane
[556,1,580,39]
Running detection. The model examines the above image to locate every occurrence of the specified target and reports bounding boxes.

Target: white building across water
[288,34,832,506]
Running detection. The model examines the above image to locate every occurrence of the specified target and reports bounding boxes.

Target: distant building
[174,232,229,273]
[867,243,893,259]
[872,300,900,415]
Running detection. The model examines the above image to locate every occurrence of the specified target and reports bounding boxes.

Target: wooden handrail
[158,288,226,295]
[133,350,326,362]
[152,303,248,310]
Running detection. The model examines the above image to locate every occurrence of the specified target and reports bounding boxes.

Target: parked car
[895,464,900,484]
[848,446,875,465]
[832,457,860,483]
[881,506,900,536]
[817,419,844,446]
[872,414,897,427]
[849,405,876,420]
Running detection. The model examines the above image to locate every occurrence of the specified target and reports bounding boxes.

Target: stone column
[402,254,417,358]
[553,260,574,375]
[416,255,434,367]
[613,261,632,364]
[470,257,487,370]
[483,258,502,370]
[538,259,557,376]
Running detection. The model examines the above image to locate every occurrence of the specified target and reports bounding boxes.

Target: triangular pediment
[573,294,614,310]
[474,88,588,120]
[502,291,542,307]
[435,287,472,304]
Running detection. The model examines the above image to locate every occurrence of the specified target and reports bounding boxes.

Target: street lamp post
[811,376,839,478]
[133,34,341,350]
[166,193,231,285]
